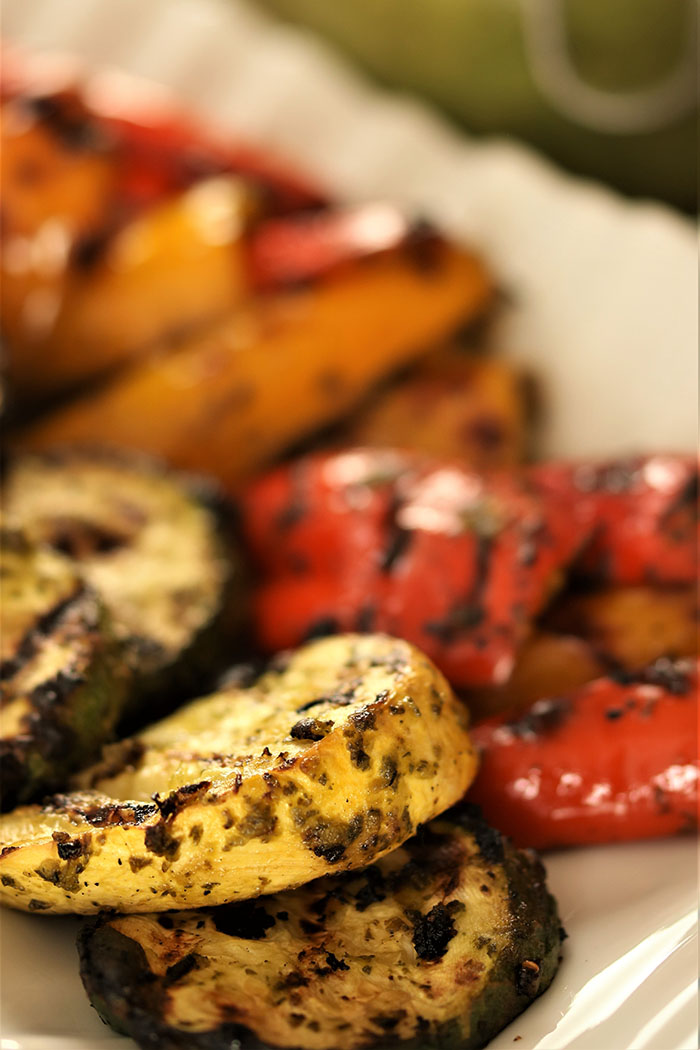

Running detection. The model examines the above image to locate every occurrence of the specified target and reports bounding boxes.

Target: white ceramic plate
[0,1,697,1048]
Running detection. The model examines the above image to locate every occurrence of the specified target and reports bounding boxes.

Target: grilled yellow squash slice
[78,803,563,1050]
[2,448,236,715]
[0,634,476,914]
[0,529,126,810]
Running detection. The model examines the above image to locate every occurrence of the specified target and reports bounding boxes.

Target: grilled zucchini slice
[0,634,476,914]
[2,448,236,716]
[0,528,126,810]
[78,803,563,1050]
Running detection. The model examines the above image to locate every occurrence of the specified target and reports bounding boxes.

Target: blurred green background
[255,0,697,211]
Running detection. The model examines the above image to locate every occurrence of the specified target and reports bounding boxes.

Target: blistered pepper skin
[243,449,587,689]
[468,659,699,849]
[531,455,698,586]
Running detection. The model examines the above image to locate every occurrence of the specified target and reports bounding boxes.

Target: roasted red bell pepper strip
[467,659,699,849]
[1,47,325,220]
[531,454,698,586]
[242,449,587,688]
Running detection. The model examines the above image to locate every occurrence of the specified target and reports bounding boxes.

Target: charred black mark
[154,781,210,821]
[353,866,387,912]
[350,708,376,732]
[52,833,87,861]
[25,94,110,152]
[371,1011,407,1030]
[71,228,113,271]
[163,954,198,986]
[508,698,573,738]
[44,796,157,828]
[290,718,334,742]
[515,959,541,997]
[295,696,327,713]
[213,903,276,939]
[300,918,324,936]
[410,902,458,961]
[28,899,51,911]
[381,495,413,573]
[302,617,340,642]
[323,952,349,972]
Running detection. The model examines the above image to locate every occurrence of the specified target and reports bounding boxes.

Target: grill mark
[380,493,412,572]
[0,585,89,682]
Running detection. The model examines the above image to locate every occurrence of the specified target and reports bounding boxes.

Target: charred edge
[0,586,89,681]
[450,802,506,865]
[43,797,157,828]
[155,781,210,821]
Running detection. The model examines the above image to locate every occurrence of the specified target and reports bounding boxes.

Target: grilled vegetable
[3,176,257,399]
[531,455,698,586]
[16,236,492,487]
[243,449,586,688]
[468,658,699,849]
[78,802,563,1050]
[1,63,324,400]
[339,345,529,470]
[543,586,698,672]
[2,449,235,715]
[0,634,476,914]
[465,631,606,722]
[0,529,126,810]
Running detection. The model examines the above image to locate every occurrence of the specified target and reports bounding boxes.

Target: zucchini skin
[0,530,127,810]
[2,447,240,722]
[77,804,563,1050]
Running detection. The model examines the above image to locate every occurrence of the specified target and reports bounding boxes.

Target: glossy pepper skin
[242,449,586,688]
[531,455,698,586]
[1,51,325,219]
[468,659,699,849]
